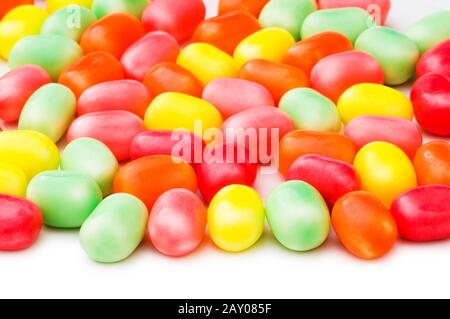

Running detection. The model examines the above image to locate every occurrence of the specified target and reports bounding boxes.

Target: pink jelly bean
[202,78,275,119]
[318,0,391,25]
[416,39,450,79]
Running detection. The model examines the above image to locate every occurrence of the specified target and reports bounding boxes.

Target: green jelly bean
[79,193,148,263]
[266,181,330,251]
[259,0,317,40]
[27,171,102,228]
[279,88,341,132]
[18,83,76,142]
[406,11,450,54]
[9,34,83,81]
[92,0,149,18]
[301,8,370,43]
[61,138,118,196]
[356,27,419,85]
[41,5,97,42]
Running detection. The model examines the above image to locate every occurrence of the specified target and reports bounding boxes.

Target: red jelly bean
[59,52,124,98]
[318,0,391,25]
[121,31,180,81]
[416,39,450,79]
[344,116,423,158]
[391,185,450,241]
[218,0,269,17]
[0,194,43,251]
[414,141,450,186]
[0,0,33,19]
[311,51,384,103]
[142,0,206,43]
[287,154,360,205]
[0,65,51,122]
[67,110,145,161]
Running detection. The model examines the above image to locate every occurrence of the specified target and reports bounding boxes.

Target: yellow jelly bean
[0,130,60,179]
[337,83,413,124]
[354,142,417,208]
[0,5,48,59]
[46,0,93,13]
[0,163,28,197]
[208,185,265,252]
[177,43,238,85]
[234,27,296,68]
[144,92,223,139]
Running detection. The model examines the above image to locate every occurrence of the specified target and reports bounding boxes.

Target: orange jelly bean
[0,0,33,19]
[414,141,450,186]
[218,0,269,17]
[193,12,261,55]
[279,130,356,175]
[239,59,309,103]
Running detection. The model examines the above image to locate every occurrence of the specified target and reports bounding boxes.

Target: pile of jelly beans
[0,0,449,262]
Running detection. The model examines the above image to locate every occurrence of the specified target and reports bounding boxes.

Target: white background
[1,0,450,299]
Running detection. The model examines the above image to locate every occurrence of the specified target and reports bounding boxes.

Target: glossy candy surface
[46,0,93,13]
[413,141,450,186]
[92,0,148,18]
[416,40,450,79]
[318,0,391,24]
[0,163,28,197]
[0,0,33,19]
[218,0,269,17]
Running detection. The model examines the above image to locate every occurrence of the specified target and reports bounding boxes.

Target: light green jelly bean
[279,88,341,132]
[301,8,370,43]
[18,83,76,142]
[406,11,450,54]
[92,0,149,19]
[9,34,83,81]
[41,5,97,42]
[356,27,419,86]
[61,138,118,196]
[27,170,102,228]
[259,0,317,41]
[266,181,330,252]
[79,193,148,263]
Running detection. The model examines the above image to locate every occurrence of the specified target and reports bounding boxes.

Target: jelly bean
[121,31,180,81]
[259,0,317,40]
[148,189,207,257]
[218,0,269,17]
[410,73,450,136]
[196,143,257,202]
[46,0,93,13]
[92,0,148,18]
[9,34,83,81]
[266,181,330,251]
[0,163,28,197]
[27,171,102,228]
[354,142,417,208]
[279,130,356,175]
[337,83,414,124]
[239,59,309,103]
[113,155,197,210]
[144,93,223,139]
[0,0,33,19]
[80,13,144,59]
[208,185,264,252]
[0,5,48,59]
[177,43,237,85]
[332,191,397,259]
[355,27,420,85]
[318,0,391,25]
[406,11,450,54]
[391,185,450,242]
[0,194,42,251]
[310,51,384,103]
[286,155,360,205]
[0,130,59,179]
[344,116,422,158]
[234,28,295,68]
[413,141,450,186]
[301,8,370,43]
[416,40,450,79]
[283,31,352,75]
[130,130,205,163]
[193,12,261,55]
[0,65,51,122]
[67,111,145,161]
[61,137,119,195]
[59,52,124,98]
[143,62,203,98]
[202,78,274,119]
[78,80,151,118]
[41,5,96,42]
[279,88,341,132]
[79,193,148,263]
[18,83,76,142]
